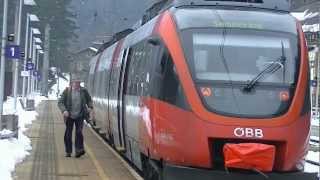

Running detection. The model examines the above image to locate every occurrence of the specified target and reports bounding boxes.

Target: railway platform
[13,100,141,180]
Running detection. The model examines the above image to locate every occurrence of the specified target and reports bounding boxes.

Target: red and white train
[87,0,317,179]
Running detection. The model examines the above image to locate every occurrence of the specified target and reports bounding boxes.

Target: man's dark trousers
[64,117,84,154]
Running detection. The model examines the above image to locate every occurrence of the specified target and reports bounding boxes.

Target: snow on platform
[305,162,320,174]
[312,117,319,127]
[0,95,47,180]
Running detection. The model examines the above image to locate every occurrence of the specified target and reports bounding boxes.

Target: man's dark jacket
[58,87,93,119]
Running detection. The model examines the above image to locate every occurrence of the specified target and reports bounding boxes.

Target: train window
[122,49,131,96]
[125,41,153,97]
[138,42,152,96]
[126,44,141,96]
[109,50,124,100]
[94,72,101,97]
[87,74,93,94]
[99,71,103,97]
[102,70,108,97]
[180,27,298,118]
[161,51,179,104]
[152,46,190,110]
[159,51,169,74]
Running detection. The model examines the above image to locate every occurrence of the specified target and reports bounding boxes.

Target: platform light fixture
[36,45,42,50]
[32,28,41,35]
[34,37,42,44]
[24,0,36,6]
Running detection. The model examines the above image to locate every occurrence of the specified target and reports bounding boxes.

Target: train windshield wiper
[243,42,286,92]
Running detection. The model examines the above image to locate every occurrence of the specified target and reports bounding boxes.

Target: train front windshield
[174,8,299,118]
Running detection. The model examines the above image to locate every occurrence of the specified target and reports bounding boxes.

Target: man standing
[58,78,94,158]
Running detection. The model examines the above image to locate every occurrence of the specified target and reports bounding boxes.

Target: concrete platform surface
[13,100,139,180]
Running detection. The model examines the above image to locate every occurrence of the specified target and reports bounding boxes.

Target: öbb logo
[233,127,264,138]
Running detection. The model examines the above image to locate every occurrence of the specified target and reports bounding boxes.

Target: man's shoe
[65,153,71,157]
[75,150,85,158]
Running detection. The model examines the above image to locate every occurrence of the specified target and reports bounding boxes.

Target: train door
[115,48,130,151]
[122,45,141,166]
[127,41,156,169]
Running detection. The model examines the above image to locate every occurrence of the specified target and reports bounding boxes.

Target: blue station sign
[5,45,21,59]
[26,61,34,71]
[33,70,39,76]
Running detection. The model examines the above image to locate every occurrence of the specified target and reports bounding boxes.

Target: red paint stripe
[94,53,104,73]
[110,40,124,69]
[153,13,165,35]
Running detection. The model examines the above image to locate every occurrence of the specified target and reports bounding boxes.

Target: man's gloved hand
[63,111,69,124]
[88,108,95,121]
[63,111,69,118]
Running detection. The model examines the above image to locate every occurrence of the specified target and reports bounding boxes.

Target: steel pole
[0,0,8,124]
[42,24,50,96]
[13,0,23,111]
[27,34,33,97]
[22,14,30,101]
[35,50,40,91]
[31,39,36,95]
[315,9,320,118]
[315,51,319,116]
[317,8,320,117]
[57,68,59,97]
[29,29,33,59]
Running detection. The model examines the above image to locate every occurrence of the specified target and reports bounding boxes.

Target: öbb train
[87,0,317,179]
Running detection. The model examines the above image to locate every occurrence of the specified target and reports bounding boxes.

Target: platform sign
[21,51,25,58]
[7,34,14,42]
[5,45,21,59]
[33,70,38,76]
[21,71,29,77]
[26,61,34,70]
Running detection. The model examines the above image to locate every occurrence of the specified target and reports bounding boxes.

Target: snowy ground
[305,151,320,173]
[0,95,47,180]
[312,116,320,127]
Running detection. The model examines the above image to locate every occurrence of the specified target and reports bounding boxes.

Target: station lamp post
[33,44,42,93]
[0,0,9,124]
[22,14,39,101]
[36,49,44,91]
[12,0,37,111]
[26,28,41,97]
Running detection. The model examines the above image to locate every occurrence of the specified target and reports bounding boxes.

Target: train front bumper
[163,164,318,180]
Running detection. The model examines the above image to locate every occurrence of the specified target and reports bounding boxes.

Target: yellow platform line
[87,126,143,180]
[84,143,110,180]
